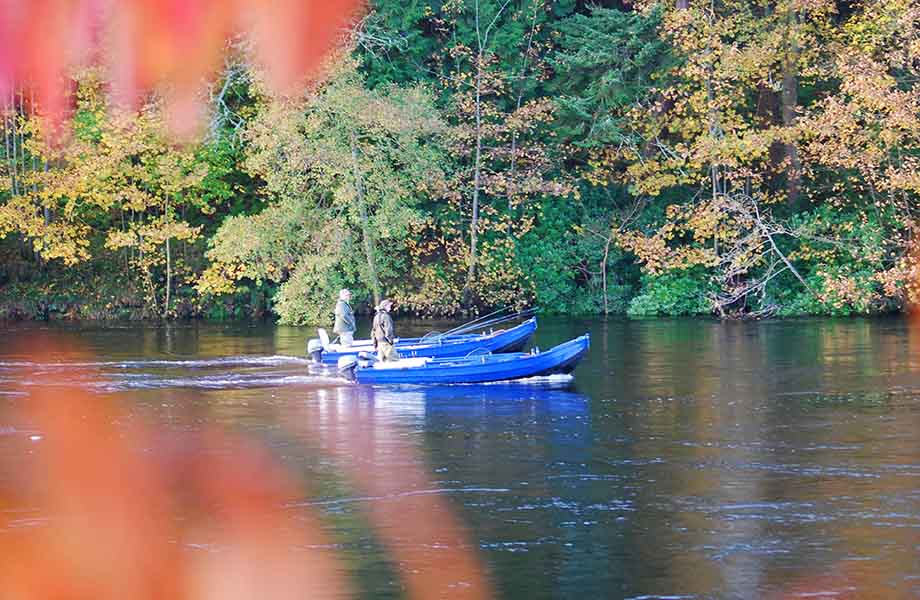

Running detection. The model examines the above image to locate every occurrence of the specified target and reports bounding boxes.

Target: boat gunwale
[352,334,590,384]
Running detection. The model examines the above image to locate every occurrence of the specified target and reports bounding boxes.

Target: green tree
[552,5,671,155]
[200,58,448,324]
[0,69,213,317]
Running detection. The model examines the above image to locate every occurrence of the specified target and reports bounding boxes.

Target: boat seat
[317,328,332,351]
[318,328,377,352]
[372,357,431,369]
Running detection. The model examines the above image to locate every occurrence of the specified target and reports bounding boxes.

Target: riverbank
[0,276,904,323]
[0,246,903,323]
[0,269,268,321]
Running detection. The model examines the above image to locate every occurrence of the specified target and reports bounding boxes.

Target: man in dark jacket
[333,289,356,347]
[371,298,398,361]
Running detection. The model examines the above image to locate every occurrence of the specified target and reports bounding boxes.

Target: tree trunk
[165,235,171,319]
[349,132,382,306]
[462,0,511,307]
[140,243,159,316]
[17,90,26,196]
[29,88,38,193]
[601,236,611,315]
[463,52,484,306]
[43,158,50,224]
[782,6,801,208]
[128,210,134,270]
[9,89,19,196]
[3,109,13,196]
[704,3,722,255]
[507,1,539,220]
[165,199,171,319]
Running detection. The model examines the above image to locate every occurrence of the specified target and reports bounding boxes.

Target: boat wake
[0,355,312,371]
[89,373,341,392]
[481,373,575,386]
[0,355,339,392]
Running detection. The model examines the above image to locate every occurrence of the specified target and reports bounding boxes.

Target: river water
[1,317,919,598]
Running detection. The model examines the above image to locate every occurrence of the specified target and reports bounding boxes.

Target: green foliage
[552,5,671,149]
[566,284,631,316]
[194,136,262,227]
[515,217,577,311]
[273,256,346,325]
[359,0,572,100]
[767,206,896,316]
[627,269,715,318]
[775,267,881,317]
[201,60,447,324]
[0,259,155,320]
[513,198,632,315]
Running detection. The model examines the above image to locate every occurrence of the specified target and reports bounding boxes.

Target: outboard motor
[337,355,358,382]
[357,351,378,368]
[307,338,324,363]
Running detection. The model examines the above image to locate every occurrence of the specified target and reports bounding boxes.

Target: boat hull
[351,334,590,385]
[314,317,537,365]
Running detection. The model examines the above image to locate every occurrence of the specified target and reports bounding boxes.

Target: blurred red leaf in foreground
[0,340,493,599]
[0,341,350,599]
[0,0,363,132]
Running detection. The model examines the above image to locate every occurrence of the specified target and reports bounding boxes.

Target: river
[1,317,919,598]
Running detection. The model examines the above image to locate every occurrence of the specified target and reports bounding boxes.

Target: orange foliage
[0,0,364,133]
[0,340,349,599]
[0,340,492,599]
[908,231,920,311]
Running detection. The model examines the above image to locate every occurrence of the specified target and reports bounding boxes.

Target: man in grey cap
[333,288,356,347]
[371,298,399,361]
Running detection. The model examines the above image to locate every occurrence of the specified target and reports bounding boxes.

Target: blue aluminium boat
[336,334,590,385]
[307,317,538,365]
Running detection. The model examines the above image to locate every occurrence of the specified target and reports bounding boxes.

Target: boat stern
[307,338,324,363]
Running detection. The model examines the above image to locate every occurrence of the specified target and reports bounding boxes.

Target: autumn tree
[0,70,214,317]
[410,0,571,307]
[200,58,448,324]
[572,0,847,315]
[797,0,920,311]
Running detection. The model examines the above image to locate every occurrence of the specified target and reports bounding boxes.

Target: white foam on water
[487,373,575,385]
[445,373,575,387]
[94,372,342,391]
[0,355,312,370]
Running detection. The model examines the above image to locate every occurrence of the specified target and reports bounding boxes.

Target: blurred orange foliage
[0,341,350,599]
[0,340,492,599]
[0,0,363,132]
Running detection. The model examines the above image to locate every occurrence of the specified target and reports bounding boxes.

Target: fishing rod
[440,306,513,338]
[418,307,513,342]
[448,309,536,337]
[440,307,515,338]
[442,308,537,338]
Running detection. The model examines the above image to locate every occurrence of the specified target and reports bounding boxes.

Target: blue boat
[336,334,590,385]
[307,317,538,364]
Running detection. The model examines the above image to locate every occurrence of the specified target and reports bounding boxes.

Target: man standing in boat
[333,288,356,347]
[372,298,399,361]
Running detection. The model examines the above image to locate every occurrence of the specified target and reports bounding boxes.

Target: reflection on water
[1,317,920,598]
